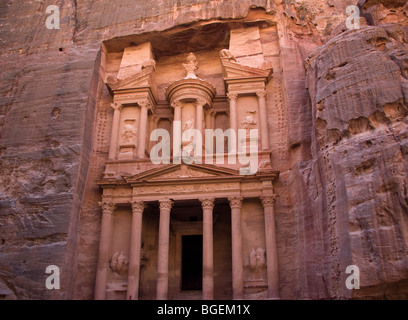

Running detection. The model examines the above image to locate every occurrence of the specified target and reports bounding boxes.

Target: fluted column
[95,201,116,300]
[108,103,122,160]
[229,197,244,299]
[256,91,270,151]
[138,101,150,158]
[261,195,279,299]
[227,93,238,134]
[200,198,215,300]
[157,200,173,300]
[127,200,145,300]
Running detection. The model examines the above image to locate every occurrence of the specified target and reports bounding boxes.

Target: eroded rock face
[0,0,407,300]
[303,22,408,298]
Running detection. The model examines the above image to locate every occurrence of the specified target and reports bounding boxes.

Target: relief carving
[249,247,266,273]
[219,49,237,62]
[242,111,257,131]
[110,252,129,275]
[183,52,199,79]
[121,119,138,145]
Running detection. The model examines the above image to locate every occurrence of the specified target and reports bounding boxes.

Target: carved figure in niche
[249,247,266,273]
[242,111,257,138]
[121,119,137,145]
[110,252,129,275]
[183,52,199,79]
[219,49,237,62]
[181,119,196,157]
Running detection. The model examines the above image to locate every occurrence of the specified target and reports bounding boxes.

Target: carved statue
[110,252,129,275]
[249,247,266,272]
[121,119,137,144]
[242,111,257,137]
[183,52,199,79]
[181,119,195,156]
[219,49,237,62]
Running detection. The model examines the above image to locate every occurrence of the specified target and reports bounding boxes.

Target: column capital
[200,198,215,210]
[260,195,276,208]
[256,90,267,99]
[171,100,182,109]
[227,92,238,101]
[99,201,116,215]
[159,200,174,211]
[228,197,243,209]
[138,100,152,110]
[195,98,208,108]
[111,103,123,111]
[131,200,145,213]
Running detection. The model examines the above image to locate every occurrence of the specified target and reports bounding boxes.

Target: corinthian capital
[159,200,174,211]
[171,100,182,109]
[228,197,243,209]
[200,198,215,210]
[260,195,276,208]
[138,100,152,110]
[227,93,238,102]
[99,201,116,215]
[111,103,122,111]
[131,200,145,213]
[256,90,267,99]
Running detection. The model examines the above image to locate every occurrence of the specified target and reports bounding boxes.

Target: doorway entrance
[181,235,203,291]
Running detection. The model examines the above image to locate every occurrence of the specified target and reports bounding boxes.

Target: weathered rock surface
[0,0,407,300]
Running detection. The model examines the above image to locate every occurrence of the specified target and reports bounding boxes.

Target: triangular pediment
[108,66,155,92]
[126,164,240,183]
[221,59,273,80]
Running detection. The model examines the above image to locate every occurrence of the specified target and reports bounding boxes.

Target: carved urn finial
[183,52,199,79]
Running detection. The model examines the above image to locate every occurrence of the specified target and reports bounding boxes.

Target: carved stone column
[157,200,173,300]
[260,195,279,299]
[256,91,270,151]
[196,99,205,136]
[109,103,122,160]
[95,201,116,300]
[127,200,145,300]
[200,198,215,300]
[149,115,160,152]
[205,109,212,131]
[227,93,238,135]
[138,101,150,158]
[172,101,182,163]
[229,197,244,300]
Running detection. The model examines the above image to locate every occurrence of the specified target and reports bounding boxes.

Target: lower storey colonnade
[94,195,279,301]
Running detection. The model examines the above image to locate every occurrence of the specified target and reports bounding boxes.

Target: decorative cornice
[260,195,276,208]
[229,197,243,209]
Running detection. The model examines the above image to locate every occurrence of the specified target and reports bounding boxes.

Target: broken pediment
[107,64,156,92]
[220,54,273,82]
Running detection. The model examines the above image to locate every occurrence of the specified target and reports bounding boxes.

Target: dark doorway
[181,235,203,291]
